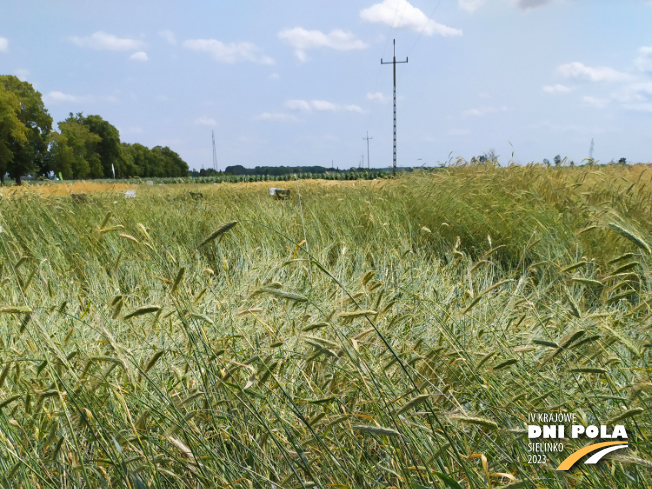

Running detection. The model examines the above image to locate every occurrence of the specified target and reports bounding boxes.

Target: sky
[1,0,651,171]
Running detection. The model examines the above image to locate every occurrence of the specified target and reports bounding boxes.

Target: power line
[406,0,444,58]
[363,131,373,169]
[381,39,408,175]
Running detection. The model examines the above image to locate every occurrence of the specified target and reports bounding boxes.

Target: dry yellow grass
[3,181,134,196]
[1,177,384,197]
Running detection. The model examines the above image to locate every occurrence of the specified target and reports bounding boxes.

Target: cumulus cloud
[582,96,609,108]
[612,82,652,112]
[183,39,274,64]
[14,68,29,80]
[129,51,149,62]
[556,62,632,83]
[278,28,368,62]
[515,0,555,9]
[635,46,652,72]
[286,99,312,111]
[360,0,462,37]
[43,91,120,104]
[43,91,91,104]
[285,99,365,113]
[194,117,217,126]
[0,37,8,53]
[459,0,486,12]
[367,91,388,103]
[70,31,145,51]
[543,84,572,93]
[461,106,508,117]
[158,30,176,45]
[254,112,300,122]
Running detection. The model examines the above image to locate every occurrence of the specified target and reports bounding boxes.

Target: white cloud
[182,39,274,64]
[14,68,29,80]
[582,96,609,108]
[311,100,338,111]
[285,99,365,113]
[343,104,365,113]
[0,37,8,53]
[159,30,176,45]
[254,112,300,122]
[129,51,149,62]
[515,0,556,9]
[278,28,368,62]
[367,91,387,103]
[556,62,632,83]
[623,103,652,112]
[360,0,462,37]
[43,91,91,104]
[461,106,508,117]
[635,46,652,72]
[194,117,217,126]
[459,0,486,12]
[613,82,652,102]
[70,31,145,51]
[543,84,572,93]
[269,73,280,80]
[286,99,312,111]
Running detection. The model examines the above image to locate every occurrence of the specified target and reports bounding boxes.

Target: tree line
[221,165,360,176]
[0,75,188,185]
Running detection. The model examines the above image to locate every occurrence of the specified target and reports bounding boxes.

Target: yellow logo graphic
[556,441,628,470]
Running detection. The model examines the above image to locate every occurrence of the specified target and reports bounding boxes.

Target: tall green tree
[0,83,28,185]
[117,143,139,177]
[0,75,52,185]
[50,116,102,179]
[123,143,158,177]
[152,146,189,177]
[77,113,120,178]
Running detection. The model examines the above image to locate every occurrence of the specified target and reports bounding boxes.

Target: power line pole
[363,131,373,169]
[212,130,218,172]
[381,39,408,175]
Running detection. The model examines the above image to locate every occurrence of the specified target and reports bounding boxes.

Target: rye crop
[0,163,650,488]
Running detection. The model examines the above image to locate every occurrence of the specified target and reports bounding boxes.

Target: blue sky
[1,0,651,170]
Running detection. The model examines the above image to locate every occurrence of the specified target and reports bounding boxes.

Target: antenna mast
[381,39,408,175]
[212,130,218,172]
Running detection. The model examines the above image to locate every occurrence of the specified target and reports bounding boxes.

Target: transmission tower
[381,40,408,175]
[212,130,218,172]
[363,132,373,169]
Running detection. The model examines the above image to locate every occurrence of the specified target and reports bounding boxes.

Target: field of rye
[0,163,651,488]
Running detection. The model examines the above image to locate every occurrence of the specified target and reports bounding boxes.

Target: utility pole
[363,131,373,169]
[381,39,408,175]
[212,130,218,173]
